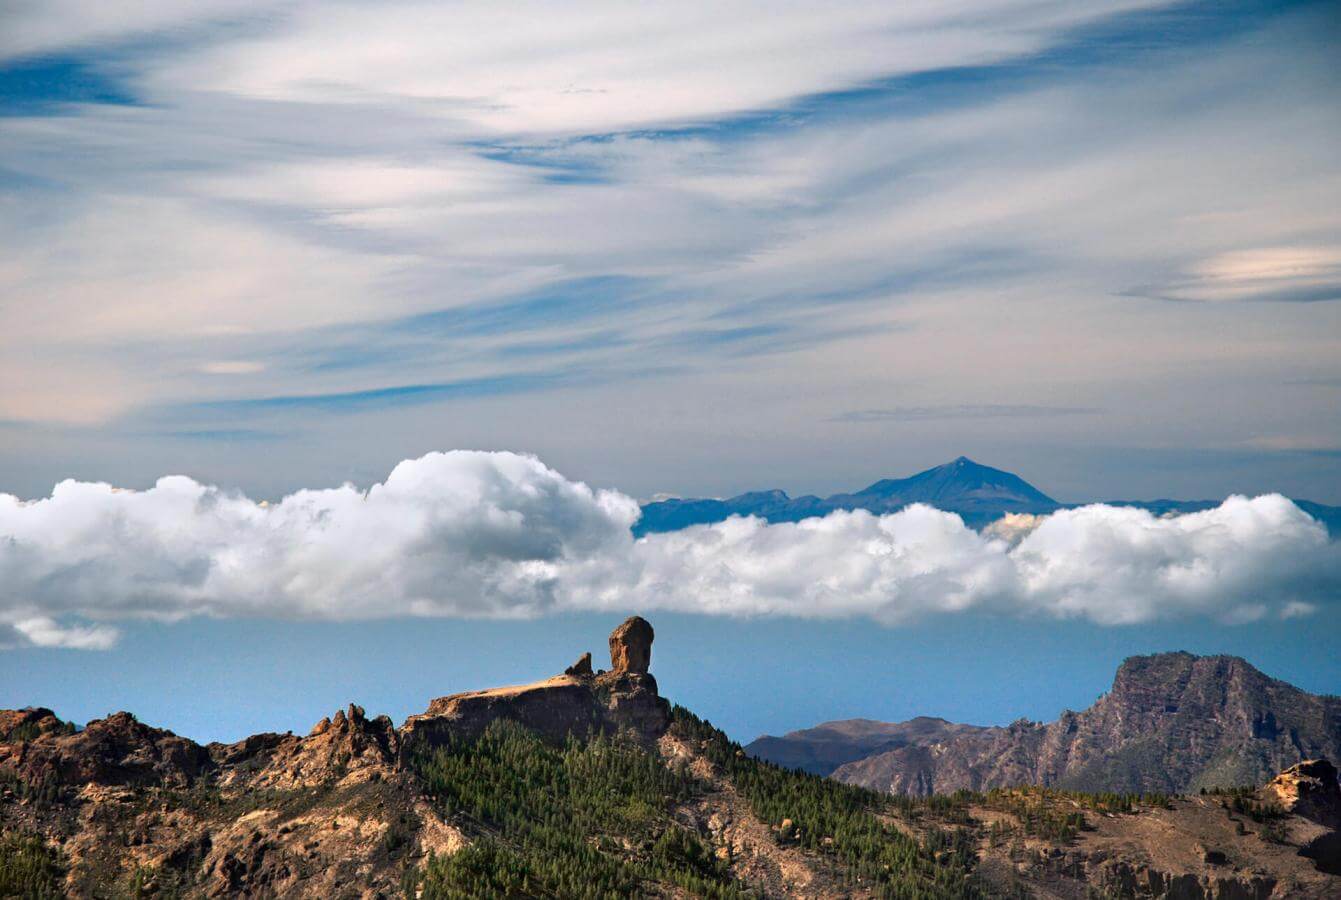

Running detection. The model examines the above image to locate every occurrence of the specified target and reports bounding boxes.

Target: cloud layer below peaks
[1,451,1335,649]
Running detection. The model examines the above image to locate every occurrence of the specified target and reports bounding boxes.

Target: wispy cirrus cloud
[833,405,1100,423]
[1130,246,1341,304]
[0,1,1338,502]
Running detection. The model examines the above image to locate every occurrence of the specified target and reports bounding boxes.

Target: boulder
[609,616,654,674]
[1261,759,1341,827]
[565,652,593,676]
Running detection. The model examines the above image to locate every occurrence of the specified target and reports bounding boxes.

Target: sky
[1,0,1340,743]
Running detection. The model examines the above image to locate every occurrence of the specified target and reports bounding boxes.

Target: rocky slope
[3,624,1339,898]
[752,652,1341,798]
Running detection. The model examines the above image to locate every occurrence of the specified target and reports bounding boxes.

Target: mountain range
[3,622,1340,897]
[748,652,1341,797]
[636,456,1341,535]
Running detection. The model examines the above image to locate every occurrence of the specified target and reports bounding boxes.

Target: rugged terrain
[3,620,1339,898]
[750,652,1341,798]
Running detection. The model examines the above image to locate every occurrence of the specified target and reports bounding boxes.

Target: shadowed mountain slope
[744,717,990,777]
[750,653,1341,798]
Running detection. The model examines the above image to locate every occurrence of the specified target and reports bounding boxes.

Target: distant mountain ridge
[636,456,1341,535]
[742,717,990,777]
[748,652,1341,797]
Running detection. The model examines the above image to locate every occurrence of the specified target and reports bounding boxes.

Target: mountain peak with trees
[3,626,1340,897]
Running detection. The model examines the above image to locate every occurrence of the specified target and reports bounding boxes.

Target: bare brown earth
[971,791,1339,899]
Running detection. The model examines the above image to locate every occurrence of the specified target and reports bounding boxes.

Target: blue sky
[5,610,1340,745]
[1,1,1339,740]
[0,0,1337,503]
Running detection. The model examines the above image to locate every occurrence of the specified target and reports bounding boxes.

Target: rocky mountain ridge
[749,652,1341,798]
[0,617,671,897]
[4,623,1340,898]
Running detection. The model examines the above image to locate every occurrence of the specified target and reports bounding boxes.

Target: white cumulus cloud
[0,451,1335,649]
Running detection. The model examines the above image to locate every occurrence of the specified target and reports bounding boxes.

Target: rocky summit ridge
[4,624,1341,898]
[401,615,669,749]
[0,616,671,897]
[751,651,1341,798]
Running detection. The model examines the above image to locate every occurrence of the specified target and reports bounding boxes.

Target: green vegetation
[978,789,1087,843]
[1201,786,1285,823]
[409,718,746,899]
[1,716,76,744]
[0,769,63,808]
[408,711,984,899]
[670,706,981,898]
[0,831,64,899]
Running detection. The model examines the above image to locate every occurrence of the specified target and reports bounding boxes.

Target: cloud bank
[2,452,1335,649]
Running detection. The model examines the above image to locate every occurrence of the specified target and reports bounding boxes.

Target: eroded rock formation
[609,615,654,673]
[402,617,669,750]
[1263,759,1341,828]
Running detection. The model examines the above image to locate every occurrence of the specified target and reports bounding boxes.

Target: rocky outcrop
[609,615,654,673]
[0,707,72,743]
[402,619,670,751]
[822,653,1341,796]
[402,674,606,747]
[210,703,401,791]
[0,711,213,789]
[1262,759,1341,828]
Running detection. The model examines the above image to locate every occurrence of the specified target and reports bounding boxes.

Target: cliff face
[829,653,1341,796]
[401,615,670,751]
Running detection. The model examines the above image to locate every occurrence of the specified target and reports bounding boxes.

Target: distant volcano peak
[849,456,1057,509]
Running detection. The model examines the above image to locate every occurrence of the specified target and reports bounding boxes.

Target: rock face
[0,711,213,790]
[1262,759,1341,828]
[609,615,654,673]
[763,653,1341,796]
[565,651,593,676]
[0,707,71,743]
[402,617,670,751]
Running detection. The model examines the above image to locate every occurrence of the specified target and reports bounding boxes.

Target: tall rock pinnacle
[609,616,654,673]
